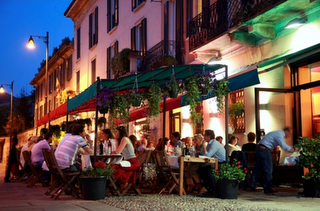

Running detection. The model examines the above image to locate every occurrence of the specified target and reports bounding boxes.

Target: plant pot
[199,86,208,96]
[235,110,244,117]
[80,176,106,200]
[217,178,239,199]
[99,107,109,114]
[303,178,320,197]
[131,98,142,107]
[168,89,178,98]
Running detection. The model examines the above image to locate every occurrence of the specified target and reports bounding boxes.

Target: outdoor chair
[152,150,185,195]
[16,149,31,183]
[22,151,47,188]
[42,148,80,199]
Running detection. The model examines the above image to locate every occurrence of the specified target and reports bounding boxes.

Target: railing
[188,0,286,51]
[141,40,182,71]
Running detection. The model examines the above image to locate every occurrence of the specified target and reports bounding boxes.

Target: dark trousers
[5,161,13,180]
[251,146,273,191]
[197,165,215,193]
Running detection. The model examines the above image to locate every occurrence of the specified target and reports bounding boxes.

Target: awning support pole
[93,77,100,164]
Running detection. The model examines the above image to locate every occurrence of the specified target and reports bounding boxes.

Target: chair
[243,151,256,173]
[136,150,156,192]
[22,151,47,188]
[152,151,186,195]
[271,150,280,166]
[42,148,80,199]
[16,149,31,183]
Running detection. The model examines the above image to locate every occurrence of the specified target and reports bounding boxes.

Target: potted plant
[163,71,183,98]
[108,93,129,130]
[184,76,201,123]
[110,48,132,79]
[228,102,245,117]
[196,69,217,96]
[295,136,320,197]
[127,89,144,107]
[80,161,115,200]
[212,159,247,199]
[96,87,114,114]
[150,55,178,69]
[213,79,229,113]
[145,83,162,120]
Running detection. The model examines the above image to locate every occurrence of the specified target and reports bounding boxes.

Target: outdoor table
[179,156,218,196]
[167,155,180,169]
[90,154,123,165]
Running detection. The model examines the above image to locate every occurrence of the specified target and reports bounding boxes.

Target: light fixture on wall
[210,113,218,119]
[260,103,269,110]
[182,119,189,124]
[284,18,307,29]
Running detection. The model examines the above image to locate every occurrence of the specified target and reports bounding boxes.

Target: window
[131,18,146,56]
[107,0,118,32]
[186,0,193,37]
[89,7,99,49]
[60,64,65,90]
[77,27,81,59]
[91,58,96,84]
[132,0,145,11]
[49,74,53,93]
[76,70,80,93]
[66,56,72,81]
[107,41,118,79]
[228,89,245,133]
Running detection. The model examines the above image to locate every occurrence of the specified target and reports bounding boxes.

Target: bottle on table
[108,140,112,155]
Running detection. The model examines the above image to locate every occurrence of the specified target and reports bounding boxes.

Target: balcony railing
[141,40,182,71]
[188,0,286,51]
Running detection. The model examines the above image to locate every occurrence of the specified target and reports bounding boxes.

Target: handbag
[141,163,157,181]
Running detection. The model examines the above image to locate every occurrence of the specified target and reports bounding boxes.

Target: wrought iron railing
[188,0,286,51]
[141,40,182,71]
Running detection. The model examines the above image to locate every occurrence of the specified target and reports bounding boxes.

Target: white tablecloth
[167,155,180,169]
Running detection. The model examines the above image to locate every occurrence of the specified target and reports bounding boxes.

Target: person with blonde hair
[20,136,37,169]
[194,134,206,156]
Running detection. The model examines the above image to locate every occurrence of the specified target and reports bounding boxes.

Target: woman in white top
[112,126,140,185]
[227,136,242,156]
[101,129,118,154]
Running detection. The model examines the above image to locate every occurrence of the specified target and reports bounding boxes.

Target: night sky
[0,0,74,97]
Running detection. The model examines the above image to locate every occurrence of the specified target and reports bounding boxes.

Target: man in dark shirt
[242,132,256,151]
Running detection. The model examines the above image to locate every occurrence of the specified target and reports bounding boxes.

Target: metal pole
[224,65,229,163]
[162,96,166,150]
[45,32,49,126]
[9,81,13,151]
[93,77,101,164]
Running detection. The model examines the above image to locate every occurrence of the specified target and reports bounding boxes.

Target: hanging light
[27,36,35,48]
[285,18,307,29]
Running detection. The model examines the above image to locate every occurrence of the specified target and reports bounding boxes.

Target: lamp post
[27,32,49,125]
[0,81,14,150]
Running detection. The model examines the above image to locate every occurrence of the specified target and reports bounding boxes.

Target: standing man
[197,129,226,197]
[250,127,295,194]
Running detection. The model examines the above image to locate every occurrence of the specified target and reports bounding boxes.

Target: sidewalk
[1,163,320,211]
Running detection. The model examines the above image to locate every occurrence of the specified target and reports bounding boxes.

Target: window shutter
[141,18,147,56]
[131,26,136,51]
[115,0,119,26]
[95,7,99,45]
[107,46,111,78]
[114,40,118,54]
[89,13,93,48]
[107,0,111,32]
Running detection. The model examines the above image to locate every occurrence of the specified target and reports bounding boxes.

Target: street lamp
[0,81,14,150]
[27,32,49,117]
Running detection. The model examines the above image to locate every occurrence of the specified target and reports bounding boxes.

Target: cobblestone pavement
[1,163,320,211]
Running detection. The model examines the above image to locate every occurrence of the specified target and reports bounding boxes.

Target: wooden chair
[16,149,31,183]
[22,151,47,188]
[152,151,185,195]
[42,148,80,199]
[243,151,255,171]
[271,150,280,166]
[136,150,156,192]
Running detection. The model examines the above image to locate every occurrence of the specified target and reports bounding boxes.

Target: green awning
[67,64,260,112]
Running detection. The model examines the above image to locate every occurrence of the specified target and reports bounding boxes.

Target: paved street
[1,163,320,211]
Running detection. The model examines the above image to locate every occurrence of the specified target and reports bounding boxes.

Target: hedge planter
[216,178,239,199]
[80,176,106,200]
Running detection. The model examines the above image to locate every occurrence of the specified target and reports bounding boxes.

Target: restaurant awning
[36,103,67,127]
[67,64,260,113]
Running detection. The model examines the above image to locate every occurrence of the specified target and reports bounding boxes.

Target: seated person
[193,134,206,156]
[216,136,224,146]
[145,142,155,151]
[112,126,140,190]
[137,136,147,152]
[242,132,256,152]
[55,124,93,171]
[197,129,226,196]
[227,136,242,156]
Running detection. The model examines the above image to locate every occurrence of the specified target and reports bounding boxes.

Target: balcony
[188,0,286,52]
[142,40,182,71]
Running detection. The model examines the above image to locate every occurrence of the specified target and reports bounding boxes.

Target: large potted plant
[108,93,129,130]
[212,159,247,199]
[80,161,115,200]
[110,48,132,79]
[184,76,201,123]
[96,87,114,114]
[295,136,320,197]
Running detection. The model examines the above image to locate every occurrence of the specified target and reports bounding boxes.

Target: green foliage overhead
[110,48,131,78]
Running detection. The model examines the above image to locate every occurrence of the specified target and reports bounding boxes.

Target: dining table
[90,154,123,165]
[179,155,218,196]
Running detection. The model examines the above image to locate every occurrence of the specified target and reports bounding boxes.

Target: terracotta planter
[80,176,106,200]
